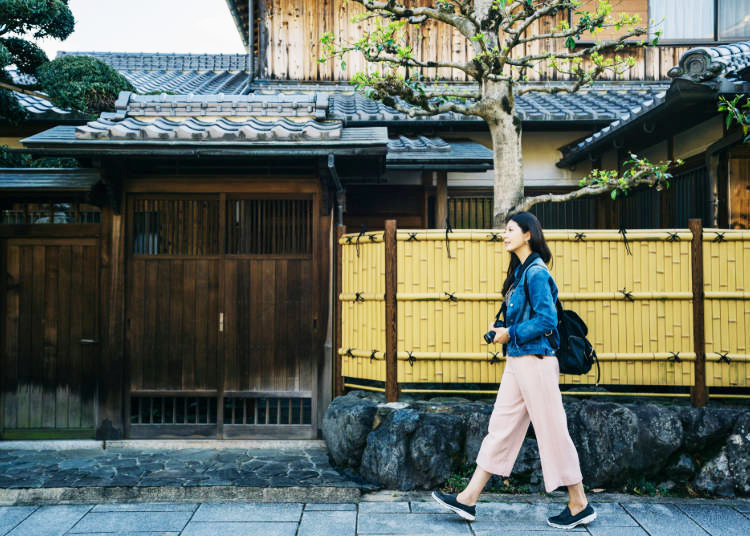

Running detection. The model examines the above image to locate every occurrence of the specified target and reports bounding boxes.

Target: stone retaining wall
[322,391,750,497]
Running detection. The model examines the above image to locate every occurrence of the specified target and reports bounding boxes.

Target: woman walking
[432,212,596,530]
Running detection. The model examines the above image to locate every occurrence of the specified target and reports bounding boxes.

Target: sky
[35,0,246,59]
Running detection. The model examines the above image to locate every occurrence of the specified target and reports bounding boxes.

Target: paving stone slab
[299,510,356,536]
[357,513,472,535]
[181,522,299,536]
[0,506,36,536]
[677,504,750,536]
[90,503,198,512]
[409,501,452,514]
[67,511,192,533]
[6,505,91,536]
[587,527,650,536]
[71,533,178,536]
[358,502,410,513]
[587,502,639,526]
[733,503,750,513]
[621,503,708,536]
[469,502,586,532]
[304,503,357,511]
[191,502,303,522]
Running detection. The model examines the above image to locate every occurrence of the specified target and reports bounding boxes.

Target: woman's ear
[524,231,531,244]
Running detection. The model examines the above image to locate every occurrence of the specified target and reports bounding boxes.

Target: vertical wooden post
[436,171,448,228]
[384,219,399,402]
[334,225,346,397]
[689,218,708,407]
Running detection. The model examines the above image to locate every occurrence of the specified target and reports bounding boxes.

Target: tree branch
[511,157,678,214]
[353,0,479,39]
[0,81,54,103]
[513,26,648,64]
[359,48,479,78]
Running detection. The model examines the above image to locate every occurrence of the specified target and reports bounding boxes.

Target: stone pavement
[2,496,750,536]
[0,441,366,505]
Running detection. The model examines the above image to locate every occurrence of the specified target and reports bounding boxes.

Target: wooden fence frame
[336,218,726,407]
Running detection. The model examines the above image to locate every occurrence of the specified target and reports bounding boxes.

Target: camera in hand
[483,320,504,344]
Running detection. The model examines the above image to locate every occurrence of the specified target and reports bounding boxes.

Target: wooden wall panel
[2,239,99,432]
[261,0,689,81]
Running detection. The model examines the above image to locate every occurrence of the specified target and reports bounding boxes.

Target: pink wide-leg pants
[475,354,583,493]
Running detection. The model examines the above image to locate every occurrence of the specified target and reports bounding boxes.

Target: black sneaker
[431,490,476,521]
[547,504,597,529]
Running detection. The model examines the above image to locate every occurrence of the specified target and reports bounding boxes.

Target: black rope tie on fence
[665,232,681,242]
[354,292,365,303]
[407,351,416,367]
[667,352,681,363]
[355,225,368,257]
[345,236,354,245]
[444,292,458,302]
[445,218,454,258]
[370,349,378,362]
[488,232,502,242]
[619,288,634,302]
[574,233,586,242]
[345,348,355,359]
[407,232,419,242]
[713,232,726,243]
[619,224,632,256]
[489,352,501,364]
[368,233,377,242]
[717,352,731,364]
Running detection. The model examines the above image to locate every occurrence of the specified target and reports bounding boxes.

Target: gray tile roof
[0,168,101,191]
[386,136,493,170]
[23,124,388,156]
[559,41,750,166]
[322,82,671,124]
[5,69,79,119]
[76,116,342,141]
[57,53,251,95]
[108,91,328,119]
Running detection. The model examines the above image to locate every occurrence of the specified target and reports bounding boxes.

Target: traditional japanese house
[1,0,749,439]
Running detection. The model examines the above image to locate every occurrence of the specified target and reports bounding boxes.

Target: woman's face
[504,219,530,253]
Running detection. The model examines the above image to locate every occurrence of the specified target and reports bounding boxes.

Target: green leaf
[610,190,617,200]
[341,60,347,71]
[565,36,577,51]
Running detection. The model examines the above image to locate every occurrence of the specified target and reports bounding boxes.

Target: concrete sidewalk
[2,494,750,536]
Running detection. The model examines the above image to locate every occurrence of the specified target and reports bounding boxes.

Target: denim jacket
[503,253,560,357]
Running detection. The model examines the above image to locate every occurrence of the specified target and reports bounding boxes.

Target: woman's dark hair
[501,211,553,296]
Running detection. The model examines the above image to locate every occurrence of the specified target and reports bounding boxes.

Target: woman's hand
[493,327,510,344]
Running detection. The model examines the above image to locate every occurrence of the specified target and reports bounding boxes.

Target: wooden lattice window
[226,198,313,255]
[130,395,218,425]
[223,396,312,425]
[1,202,101,224]
[131,197,220,256]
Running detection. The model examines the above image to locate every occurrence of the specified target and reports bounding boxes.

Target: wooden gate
[126,192,318,439]
[1,238,100,438]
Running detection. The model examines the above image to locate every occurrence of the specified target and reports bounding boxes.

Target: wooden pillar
[334,225,346,397]
[689,218,708,407]
[435,171,447,228]
[384,219,399,402]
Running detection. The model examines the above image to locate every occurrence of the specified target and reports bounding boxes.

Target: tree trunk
[480,80,524,227]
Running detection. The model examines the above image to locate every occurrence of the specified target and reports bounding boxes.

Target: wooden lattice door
[125,193,317,439]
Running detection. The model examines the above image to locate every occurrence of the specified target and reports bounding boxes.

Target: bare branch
[359,48,479,78]
[385,97,480,118]
[0,81,53,102]
[352,0,479,39]
[515,75,590,96]
[513,26,648,64]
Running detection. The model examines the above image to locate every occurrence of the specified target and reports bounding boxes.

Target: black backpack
[500,267,600,383]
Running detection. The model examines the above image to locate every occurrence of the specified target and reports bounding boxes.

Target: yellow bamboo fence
[335,221,750,404]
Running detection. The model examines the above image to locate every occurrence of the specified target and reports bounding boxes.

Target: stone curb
[0,485,360,506]
[0,439,327,451]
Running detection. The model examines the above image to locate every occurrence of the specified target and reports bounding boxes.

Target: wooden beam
[436,171,447,229]
[689,218,708,408]
[334,225,346,397]
[384,219,399,402]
